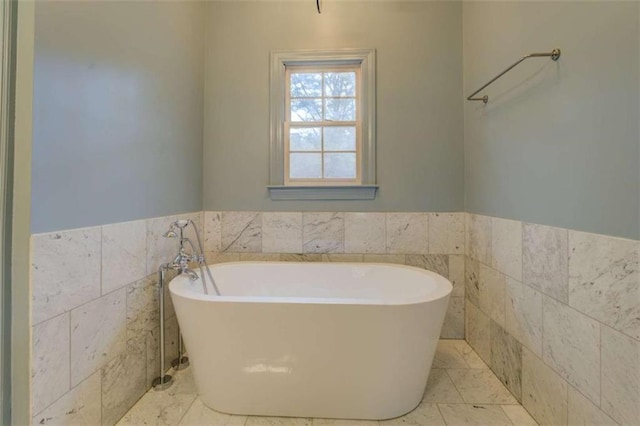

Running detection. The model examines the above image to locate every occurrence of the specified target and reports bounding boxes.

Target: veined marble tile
[490,321,522,402]
[179,397,247,425]
[437,403,512,426]
[449,254,465,297]
[32,313,71,415]
[466,214,492,264]
[313,419,378,425]
[262,212,303,253]
[204,211,222,253]
[447,340,487,369]
[569,231,640,340]
[385,213,428,254]
[145,316,181,387]
[32,371,101,426]
[344,213,385,254]
[126,276,159,341]
[32,227,101,325]
[405,254,449,278]
[522,223,568,303]
[146,215,179,275]
[601,325,640,425]
[441,296,464,339]
[428,212,464,255]
[542,296,600,404]
[102,337,148,426]
[240,253,281,261]
[478,264,506,327]
[500,405,537,426]
[433,341,470,369]
[491,217,522,281]
[280,254,322,262]
[505,278,543,357]
[102,220,147,295]
[116,387,196,426]
[221,212,262,253]
[303,212,344,254]
[380,402,445,426]
[422,369,464,403]
[70,289,127,386]
[465,300,491,364]
[522,347,568,426]
[465,257,480,306]
[446,368,517,404]
[246,417,312,425]
[322,254,363,262]
[205,252,240,264]
[568,386,618,426]
[363,254,405,264]
[180,211,204,252]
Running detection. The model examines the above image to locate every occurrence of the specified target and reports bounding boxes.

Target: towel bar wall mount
[467,48,561,104]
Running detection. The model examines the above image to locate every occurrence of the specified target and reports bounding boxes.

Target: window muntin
[284,66,361,185]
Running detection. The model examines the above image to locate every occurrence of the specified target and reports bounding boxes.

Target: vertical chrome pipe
[152,265,173,390]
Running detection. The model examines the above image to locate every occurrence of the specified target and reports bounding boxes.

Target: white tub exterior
[169,262,452,420]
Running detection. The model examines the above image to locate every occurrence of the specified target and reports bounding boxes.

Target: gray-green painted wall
[202,1,464,213]
[31,1,205,234]
[463,1,640,240]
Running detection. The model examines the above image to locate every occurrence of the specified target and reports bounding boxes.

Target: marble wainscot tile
[385,213,428,254]
[344,213,385,254]
[542,295,600,404]
[466,214,491,264]
[146,215,179,274]
[600,325,640,425]
[405,254,449,277]
[262,212,303,253]
[522,347,568,426]
[505,278,543,357]
[446,368,517,404]
[441,296,464,339]
[437,404,512,426]
[380,402,445,426]
[500,405,537,426]
[490,320,522,402]
[280,254,322,262]
[179,397,247,425]
[240,253,281,261]
[126,276,159,341]
[568,386,618,426]
[102,220,147,295]
[205,252,240,264]
[464,257,480,306]
[465,300,491,364]
[522,223,568,303]
[491,217,522,281]
[478,264,506,327]
[322,254,363,262]
[421,369,464,403]
[302,212,344,254]
[221,211,262,253]
[70,289,127,386]
[203,211,222,253]
[32,372,101,426]
[569,231,639,340]
[428,212,464,255]
[32,227,101,325]
[362,254,405,264]
[448,254,465,297]
[101,337,148,426]
[32,313,71,415]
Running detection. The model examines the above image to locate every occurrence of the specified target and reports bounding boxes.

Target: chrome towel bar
[467,48,561,103]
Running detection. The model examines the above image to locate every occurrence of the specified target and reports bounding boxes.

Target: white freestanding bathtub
[169,262,452,420]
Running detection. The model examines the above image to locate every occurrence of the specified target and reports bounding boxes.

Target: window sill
[268,185,378,200]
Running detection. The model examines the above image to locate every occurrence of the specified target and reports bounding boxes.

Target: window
[269,49,377,200]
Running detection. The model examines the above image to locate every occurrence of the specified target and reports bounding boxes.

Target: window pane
[325,99,355,121]
[324,72,356,97]
[290,153,322,179]
[291,73,322,97]
[324,127,356,151]
[291,99,322,122]
[324,153,356,179]
[290,127,321,151]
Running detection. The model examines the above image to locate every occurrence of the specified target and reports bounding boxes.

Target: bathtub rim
[169,261,452,307]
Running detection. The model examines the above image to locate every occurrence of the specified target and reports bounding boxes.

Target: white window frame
[269,49,377,200]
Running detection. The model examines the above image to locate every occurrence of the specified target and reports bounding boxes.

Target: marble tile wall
[31,212,202,425]
[465,213,640,426]
[203,211,466,338]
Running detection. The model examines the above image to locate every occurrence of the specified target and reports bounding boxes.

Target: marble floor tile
[437,403,512,426]
[246,417,312,426]
[313,419,378,425]
[379,403,445,426]
[116,391,197,426]
[422,369,464,403]
[446,369,517,404]
[447,340,487,369]
[179,398,247,425]
[433,341,470,369]
[500,405,537,426]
